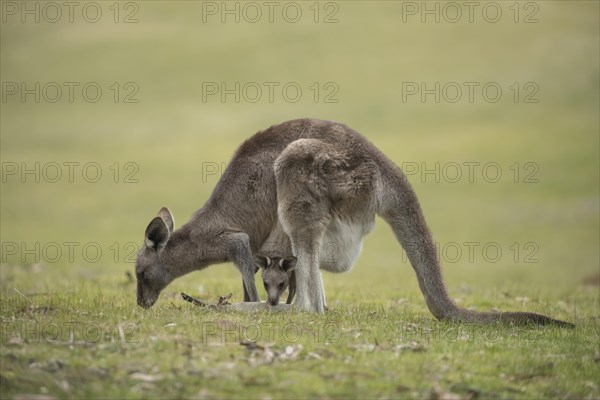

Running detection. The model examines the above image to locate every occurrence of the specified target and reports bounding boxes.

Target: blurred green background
[1,1,598,304]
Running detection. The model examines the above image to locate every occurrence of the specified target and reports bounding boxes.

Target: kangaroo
[255,255,297,306]
[135,118,573,327]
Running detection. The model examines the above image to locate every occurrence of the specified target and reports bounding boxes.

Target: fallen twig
[180,292,293,312]
[181,293,209,307]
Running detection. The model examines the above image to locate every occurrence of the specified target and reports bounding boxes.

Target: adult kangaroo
[135,118,573,327]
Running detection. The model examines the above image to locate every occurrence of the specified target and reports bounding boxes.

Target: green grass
[0,277,597,399]
[1,1,599,399]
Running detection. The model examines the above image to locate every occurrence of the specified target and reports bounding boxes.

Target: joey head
[255,255,296,306]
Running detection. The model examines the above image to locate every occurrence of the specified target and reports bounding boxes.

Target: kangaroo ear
[280,257,297,272]
[255,254,270,272]
[145,216,170,250]
[158,207,174,233]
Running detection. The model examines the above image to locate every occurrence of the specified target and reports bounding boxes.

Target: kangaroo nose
[138,296,155,308]
[269,299,279,306]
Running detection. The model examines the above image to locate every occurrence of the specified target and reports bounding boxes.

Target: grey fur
[135,118,573,327]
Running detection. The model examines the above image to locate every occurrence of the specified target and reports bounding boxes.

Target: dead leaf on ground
[430,384,478,400]
[17,305,56,315]
[240,340,268,351]
[279,344,304,361]
[306,348,336,360]
[28,359,65,372]
[395,341,427,355]
[217,293,233,306]
[240,341,303,366]
[348,343,376,352]
[129,372,164,382]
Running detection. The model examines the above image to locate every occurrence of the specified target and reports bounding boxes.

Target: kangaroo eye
[263,281,269,289]
[278,282,285,289]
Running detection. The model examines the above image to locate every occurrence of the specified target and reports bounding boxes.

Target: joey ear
[158,207,174,233]
[145,216,170,250]
[280,257,297,272]
[255,254,270,271]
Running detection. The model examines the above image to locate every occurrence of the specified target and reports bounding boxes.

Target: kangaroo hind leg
[275,138,333,313]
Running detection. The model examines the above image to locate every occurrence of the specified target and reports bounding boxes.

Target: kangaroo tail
[378,168,574,328]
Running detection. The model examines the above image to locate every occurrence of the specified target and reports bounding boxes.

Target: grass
[1,1,599,399]
[0,277,597,399]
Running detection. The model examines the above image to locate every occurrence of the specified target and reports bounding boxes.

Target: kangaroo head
[135,207,175,308]
[255,255,296,306]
